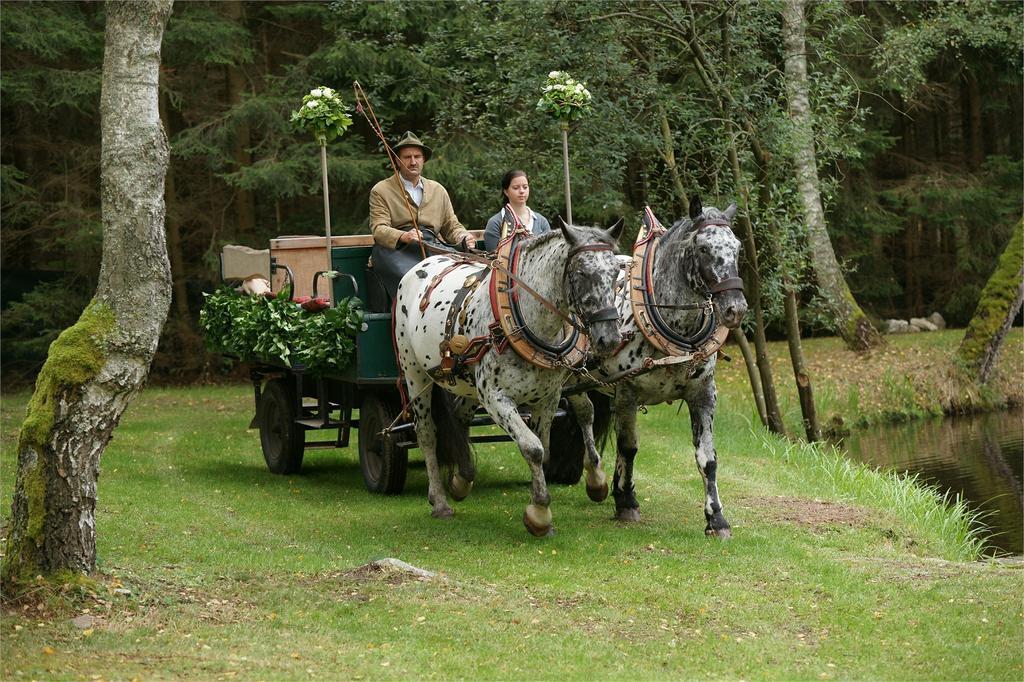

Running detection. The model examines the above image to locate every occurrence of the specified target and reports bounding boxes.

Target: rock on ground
[886,319,910,334]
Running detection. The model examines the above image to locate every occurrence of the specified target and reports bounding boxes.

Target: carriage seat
[220,244,272,296]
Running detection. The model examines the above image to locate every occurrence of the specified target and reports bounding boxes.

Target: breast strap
[489,230,589,370]
[627,207,728,359]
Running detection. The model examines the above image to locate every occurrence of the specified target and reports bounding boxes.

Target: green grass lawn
[1,332,1022,679]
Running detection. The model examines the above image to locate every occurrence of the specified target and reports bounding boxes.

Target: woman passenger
[483,170,551,251]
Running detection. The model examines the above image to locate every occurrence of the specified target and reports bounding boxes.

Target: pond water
[833,409,1023,556]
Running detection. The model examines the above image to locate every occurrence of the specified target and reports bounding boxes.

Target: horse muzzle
[585,308,622,356]
[714,290,748,329]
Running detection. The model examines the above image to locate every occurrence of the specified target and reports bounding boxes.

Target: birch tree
[782,0,882,351]
[2,0,174,586]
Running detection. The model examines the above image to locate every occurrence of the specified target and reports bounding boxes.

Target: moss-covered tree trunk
[782,0,882,351]
[2,0,174,587]
[958,221,1024,383]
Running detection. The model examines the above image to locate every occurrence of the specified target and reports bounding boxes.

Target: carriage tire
[545,404,585,485]
[359,394,409,495]
[258,378,306,475]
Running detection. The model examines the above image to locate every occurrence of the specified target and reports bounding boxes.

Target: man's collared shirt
[401,175,424,207]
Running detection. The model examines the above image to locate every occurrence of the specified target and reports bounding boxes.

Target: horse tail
[431,385,475,481]
[590,390,614,453]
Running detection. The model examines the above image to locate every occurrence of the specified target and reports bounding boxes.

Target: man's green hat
[393,131,432,161]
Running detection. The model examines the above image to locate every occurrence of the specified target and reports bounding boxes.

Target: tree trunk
[781,0,882,351]
[2,0,174,587]
[958,221,1024,383]
[784,286,820,441]
[729,146,786,435]
[159,90,197,342]
[904,214,922,315]
[224,0,255,235]
[732,328,768,427]
[963,70,984,171]
[657,103,688,215]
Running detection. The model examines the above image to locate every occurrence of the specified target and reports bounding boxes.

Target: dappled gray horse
[394,222,623,536]
[569,197,747,537]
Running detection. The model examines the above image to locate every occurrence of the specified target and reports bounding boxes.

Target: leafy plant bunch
[536,71,592,123]
[199,287,366,376]
[290,85,353,143]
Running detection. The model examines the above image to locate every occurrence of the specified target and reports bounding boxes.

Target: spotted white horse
[394,222,624,536]
[568,196,748,537]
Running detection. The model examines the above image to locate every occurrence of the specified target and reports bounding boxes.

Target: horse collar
[628,210,730,358]
[489,232,589,370]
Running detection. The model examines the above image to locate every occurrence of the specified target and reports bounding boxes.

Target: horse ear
[606,218,624,242]
[556,216,580,247]
[688,195,703,220]
[724,203,737,220]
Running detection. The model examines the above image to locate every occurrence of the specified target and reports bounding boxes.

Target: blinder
[708,276,744,295]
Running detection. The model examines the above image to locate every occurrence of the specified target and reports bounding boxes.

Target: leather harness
[423,224,612,385]
[576,206,745,389]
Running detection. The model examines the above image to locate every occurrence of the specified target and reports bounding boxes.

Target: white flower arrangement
[536,71,592,123]
[291,85,352,144]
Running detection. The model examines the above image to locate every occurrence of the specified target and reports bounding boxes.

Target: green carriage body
[329,243,397,384]
[221,233,586,494]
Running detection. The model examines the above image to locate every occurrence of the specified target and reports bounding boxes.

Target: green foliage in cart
[199,287,366,376]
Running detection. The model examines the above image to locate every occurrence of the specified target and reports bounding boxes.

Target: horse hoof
[706,526,732,540]
[523,504,553,537]
[586,481,609,503]
[614,507,641,522]
[448,473,473,502]
[431,506,454,520]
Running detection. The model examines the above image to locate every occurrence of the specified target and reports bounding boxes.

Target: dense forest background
[2,0,1021,384]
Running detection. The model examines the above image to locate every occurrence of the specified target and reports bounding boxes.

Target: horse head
[556,217,625,356]
[675,195,748,329]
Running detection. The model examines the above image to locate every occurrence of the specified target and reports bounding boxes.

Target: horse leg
[533,393,558,468]
[567,393,608,503]
[611,393,641,522]
[687,378,731,538]
[482,393,553,536]
[405,370,453,519]
[448,398,478,501]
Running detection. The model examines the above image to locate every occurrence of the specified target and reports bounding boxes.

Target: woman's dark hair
[499,169,528,210]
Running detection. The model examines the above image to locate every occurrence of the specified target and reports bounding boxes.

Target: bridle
[505,236,618,359]
[688,219,745,302]
[649,221,743,346]
[563,242,621,327]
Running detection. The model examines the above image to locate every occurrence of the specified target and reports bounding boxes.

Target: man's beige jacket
[369,175,471,249]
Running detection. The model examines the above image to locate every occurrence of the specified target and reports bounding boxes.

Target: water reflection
[834,409,1023,556]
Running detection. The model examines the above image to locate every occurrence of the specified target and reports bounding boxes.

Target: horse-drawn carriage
[217,196,747,537]
[219,230,589,496]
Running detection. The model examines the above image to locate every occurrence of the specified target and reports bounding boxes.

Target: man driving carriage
[367,132,473,308]
[369,131,471,250]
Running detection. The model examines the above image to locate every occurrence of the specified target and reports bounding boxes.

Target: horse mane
[517,223,617,254]
[665,206,730,236]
